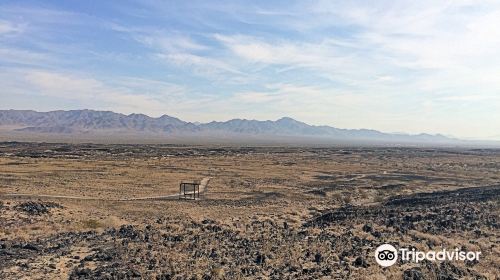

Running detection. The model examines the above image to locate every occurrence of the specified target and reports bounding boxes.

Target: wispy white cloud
[138,34,208,52]
[110,24,245,80]
[214,34,338,67]
[0,68,191,116]
[24,70,167,113]
[0,19,25,35]
[157,52,241,76]
[0,48,54,66]
[206,83,385,128]
[214,34,381,87]
[211,1,500,138]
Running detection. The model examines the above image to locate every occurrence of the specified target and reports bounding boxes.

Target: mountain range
[0,109,456,144]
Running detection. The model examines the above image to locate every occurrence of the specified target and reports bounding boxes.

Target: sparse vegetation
[0,143,498,279]
[80,219,102,229]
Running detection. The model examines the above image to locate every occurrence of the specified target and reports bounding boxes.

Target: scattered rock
[362,223,373,233]
[22,243,39,251]
[16,201,62,215]
[353,256,368,268]
[314,252,323,264]
[118,225,141,240]
[255,253,266,265]
[403,268,424,280]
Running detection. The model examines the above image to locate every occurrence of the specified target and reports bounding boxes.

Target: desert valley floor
[0,142,499,279]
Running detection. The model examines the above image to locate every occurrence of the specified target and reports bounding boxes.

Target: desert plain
[0,142,499,279]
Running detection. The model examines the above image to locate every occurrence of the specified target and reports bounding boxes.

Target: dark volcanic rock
[118,225,141,240]
[22,243,39,251]
[353,256,368,268]
[70,268,91,278]
[362,223,373,233]
[385,186,500,207]
[16,201,62,215]
[403,268,424,280]
[304,185,499,235]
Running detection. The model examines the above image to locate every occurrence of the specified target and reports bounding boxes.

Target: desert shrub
[211,267,225,279]
[359,190,369,199]
[342,194,352,204]
[81,219,103,229]
[373,193,386,203]
[331,192,342,201]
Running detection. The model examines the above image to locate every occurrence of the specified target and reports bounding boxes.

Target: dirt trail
[1,177,211,201]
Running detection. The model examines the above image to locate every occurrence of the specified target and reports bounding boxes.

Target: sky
[1,0,499,140]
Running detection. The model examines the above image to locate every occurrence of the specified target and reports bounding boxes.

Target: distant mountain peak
[0,109,457,144]
[276,116,298,122]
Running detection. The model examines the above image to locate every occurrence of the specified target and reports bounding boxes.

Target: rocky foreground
[1,185,498,279]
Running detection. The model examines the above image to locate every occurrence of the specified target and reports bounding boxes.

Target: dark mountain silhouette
[201,117,339,135]
[0,109,454,144]
[0,109,197,133]
[198,116,451,142]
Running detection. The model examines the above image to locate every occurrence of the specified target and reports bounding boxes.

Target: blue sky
[1,0,499,139]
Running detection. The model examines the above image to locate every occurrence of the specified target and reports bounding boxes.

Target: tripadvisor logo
[374,244,481,267]
[375,244,398,267]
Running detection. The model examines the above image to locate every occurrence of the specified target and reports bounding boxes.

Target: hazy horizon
[0,108,451,137]
[1,1,499,140]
